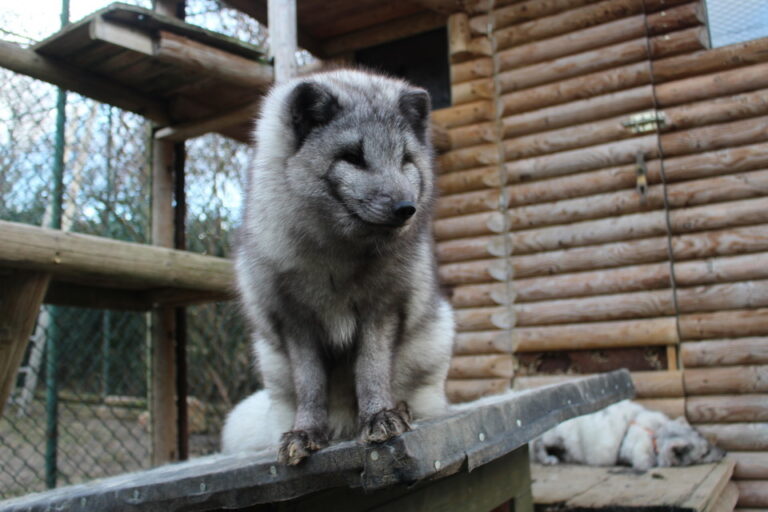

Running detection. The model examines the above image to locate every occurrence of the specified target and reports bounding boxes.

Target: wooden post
[0,270,51,417]
[268,0,298,83]
[150,138,178,465]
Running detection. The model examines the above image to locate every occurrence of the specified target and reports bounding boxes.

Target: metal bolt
[660,10,666,16]
[269,465,278,476]
[132,490,140,501]
[479,432,486,442]
[516,419,522,427]
[370,450,379,461]
[200,482,207,492]
[434,460,442,470]
[80,498,87,506]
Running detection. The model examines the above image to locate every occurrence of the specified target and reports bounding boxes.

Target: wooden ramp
[0,371,633,512]
[531,459,738,512]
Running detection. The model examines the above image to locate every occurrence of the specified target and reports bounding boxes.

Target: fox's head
[253,69,435,241]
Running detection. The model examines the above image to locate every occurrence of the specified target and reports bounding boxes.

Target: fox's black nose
[394,201,416,221]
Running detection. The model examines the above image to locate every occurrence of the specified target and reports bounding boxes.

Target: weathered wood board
[0,370,633,512]
[531,458,735,512]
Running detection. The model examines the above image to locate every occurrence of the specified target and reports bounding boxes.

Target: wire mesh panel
[706,0,768,47]
[0,0,265,498]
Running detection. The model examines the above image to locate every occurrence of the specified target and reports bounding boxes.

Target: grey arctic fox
[221,69,455,465]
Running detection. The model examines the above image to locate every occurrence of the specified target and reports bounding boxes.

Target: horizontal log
[634,398,686,419]
[455,306,515,331]
[448,354,515,379]
[735,481,768,508]
[0,220,233,294]
[436,166,501,195]
[681,338,768,368]
[432,100,493,130]
[451,77,494,105]
[495,28,704,96]
[492,0,695,51]
[450,282,514,308]
[662,114,768,158]
[453,330,514,355]
[679,307,768,340]
[469,0,598,35]
[657,61,768,108]
[450,57,493,84]
[653,37,768,83]
[512,251,768,304]
[445,378,510,403]
[514,317,679,352]
[503,135,658,183]
[686,395,768,423]
[684,366,768,395]
[496,89,768,165]
[437,223,768,280]
[513,370,684,398]
[695,423,768,450]
[448,12,471,62]
[730,453,768,480]
[500,61,651,117]
[509,280,768,326]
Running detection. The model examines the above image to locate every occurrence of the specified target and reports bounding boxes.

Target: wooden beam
[0,270,51,417]
[409,0,468,15]
[267,0,298,82]
[156,31,272,87]
[322,11,447,57]
[0,220,233,292]
[0,39,169,124]
[150,138,178,465]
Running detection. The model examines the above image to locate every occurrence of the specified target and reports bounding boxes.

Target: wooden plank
[635,397,686,418]
[0,371,634,512]
[711,483,740,512]
[0,270,51,417]
[0,220,233,293]
[736,481,768,508]
[89,15,154,55]
[531,459,735,510]
[679,308,768,340]
[268,0,297,82]
[155,31,272,87]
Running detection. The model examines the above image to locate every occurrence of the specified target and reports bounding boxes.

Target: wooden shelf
[0,220,234,310]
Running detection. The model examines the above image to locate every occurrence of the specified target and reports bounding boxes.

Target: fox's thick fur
[222,70,454,464]
[532,400,725,470]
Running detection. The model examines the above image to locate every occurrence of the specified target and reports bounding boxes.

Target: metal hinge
[622,110,667,134]
[635,152,648,203]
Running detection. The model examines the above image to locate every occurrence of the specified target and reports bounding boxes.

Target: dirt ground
[0,400,221,499]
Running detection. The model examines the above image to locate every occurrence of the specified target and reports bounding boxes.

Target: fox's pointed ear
[287,81,340,149]
[399,89,431,144]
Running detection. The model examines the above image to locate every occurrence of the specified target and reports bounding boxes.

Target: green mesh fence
[0,0,264,498]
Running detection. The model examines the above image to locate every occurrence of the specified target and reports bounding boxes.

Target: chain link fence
[0,0,264,498]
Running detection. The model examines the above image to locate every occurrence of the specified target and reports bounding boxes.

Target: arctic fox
[222,70,455,465]
[532,400,725,470]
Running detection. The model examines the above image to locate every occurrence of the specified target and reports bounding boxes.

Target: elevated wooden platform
[532,459,738,512]
[0,371,634,512]
[0,219,234,311]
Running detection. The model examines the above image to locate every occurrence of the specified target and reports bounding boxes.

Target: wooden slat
[448,354,515,379]
[0,270,51,417]
[445,378,510,403]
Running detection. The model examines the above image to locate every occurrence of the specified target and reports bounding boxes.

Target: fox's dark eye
[402,152,414,167]
[338,145,366,168]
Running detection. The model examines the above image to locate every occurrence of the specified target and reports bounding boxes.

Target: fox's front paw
[277,429,328,465]
[359,402,412,443]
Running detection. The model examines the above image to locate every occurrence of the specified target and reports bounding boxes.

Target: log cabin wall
[432,0,768,506]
